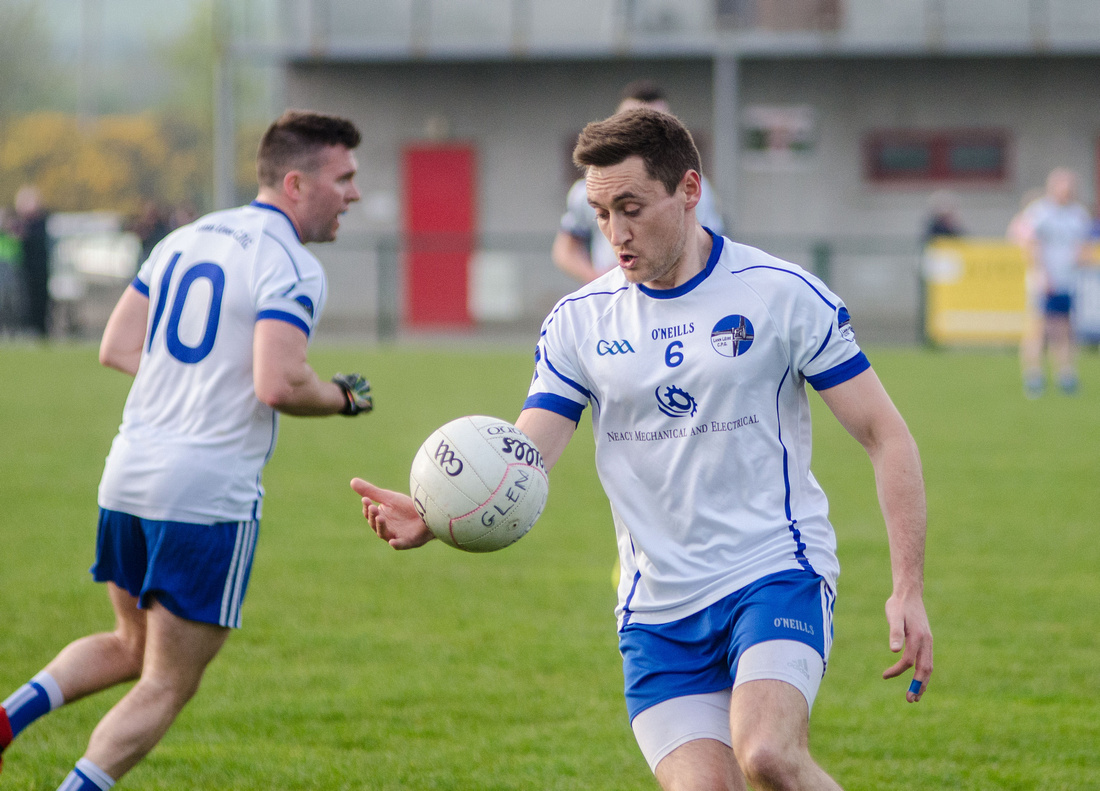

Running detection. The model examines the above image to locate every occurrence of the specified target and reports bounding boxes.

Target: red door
[402,144,477,328]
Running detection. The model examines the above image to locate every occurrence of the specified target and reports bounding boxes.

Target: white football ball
[409,415,549,552]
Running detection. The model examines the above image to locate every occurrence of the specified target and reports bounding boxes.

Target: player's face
[296,145,361,243]
[586,156,695,289]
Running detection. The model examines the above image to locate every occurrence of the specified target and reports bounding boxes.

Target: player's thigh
[141,600,230,693]
[728,677,811,760]
[106,581,146,649]
[653,734,745,791]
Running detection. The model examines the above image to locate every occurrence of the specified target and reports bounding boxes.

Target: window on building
[864,130,1010,184]
[717,0,842,31]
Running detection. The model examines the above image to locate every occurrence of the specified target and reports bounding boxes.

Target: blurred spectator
[0,209,22,334]
[923,190,965,243]
[1016,168,1091,398]
[170,200,199,230]
[12,185,51,339]
[129,200,171,263]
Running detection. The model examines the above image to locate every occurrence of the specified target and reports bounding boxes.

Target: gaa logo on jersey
[596,339,636,356]
[711,315,754,358]
[838,306,856,342]
[655,385,698,418]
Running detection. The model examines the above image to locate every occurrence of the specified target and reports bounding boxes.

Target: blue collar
[637,227,724,300]
[250,200,302,242]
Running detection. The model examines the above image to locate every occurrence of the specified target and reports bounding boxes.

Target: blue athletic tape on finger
[908,679,922,695]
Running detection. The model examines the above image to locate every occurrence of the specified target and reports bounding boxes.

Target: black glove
[332,373,373,416]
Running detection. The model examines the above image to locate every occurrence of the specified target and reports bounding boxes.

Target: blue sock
[2,671,65,737]
[57,758,115,791]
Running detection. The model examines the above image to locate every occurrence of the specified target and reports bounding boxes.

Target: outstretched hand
[350,478,435,550]
[882,592,934,703]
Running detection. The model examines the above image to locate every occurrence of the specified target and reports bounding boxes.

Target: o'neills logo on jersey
[651,322,695,341]
[711,315,755,358]
[596,339,635,356]
[774,617,815,635]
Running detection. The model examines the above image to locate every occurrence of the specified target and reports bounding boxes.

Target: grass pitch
[1,341,1098,789]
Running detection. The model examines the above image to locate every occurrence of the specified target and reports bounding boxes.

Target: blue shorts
[619,569,834,721]
[1045,293,1072,315]
[91,508,259,628]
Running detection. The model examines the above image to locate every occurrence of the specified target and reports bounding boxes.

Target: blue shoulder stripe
[730,263,837,310]
[131,277,150,297]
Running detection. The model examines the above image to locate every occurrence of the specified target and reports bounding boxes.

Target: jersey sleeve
[252,235,326,338]
[559,179,594,244]
[522,303,592,424]
[786,271,870,391]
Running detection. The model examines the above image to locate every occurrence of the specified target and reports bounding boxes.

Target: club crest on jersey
[596,339,635,356]
[710,315,755,358]
[838,307,856,342]
[655,385,698,418]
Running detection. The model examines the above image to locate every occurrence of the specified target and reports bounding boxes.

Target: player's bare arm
[817,367,933,703]
[514,407,576,470]
[253,319,349,416]
[99,286,150,376]
[551,230,601,284]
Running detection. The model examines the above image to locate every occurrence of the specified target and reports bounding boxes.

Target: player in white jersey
[353,109,932,790]
[552,80,725,283]
[0,111,374,791]
[1018,167,1091,397]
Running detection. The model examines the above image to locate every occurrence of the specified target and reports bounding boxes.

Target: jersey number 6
[665,341,684,367]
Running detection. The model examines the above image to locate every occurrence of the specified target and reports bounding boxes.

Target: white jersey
[560,176,725,275]
[98,202,326,524]
[1026,197,1091,294]
[525,232,868,628]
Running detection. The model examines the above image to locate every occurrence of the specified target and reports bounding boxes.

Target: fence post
[376,234,399,341]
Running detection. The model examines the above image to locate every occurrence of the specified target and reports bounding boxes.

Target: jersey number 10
[148,251,226,364]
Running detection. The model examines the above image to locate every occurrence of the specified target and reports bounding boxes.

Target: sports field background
[1,342,1098,789]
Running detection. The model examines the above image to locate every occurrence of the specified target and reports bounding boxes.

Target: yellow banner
[923,238,1028,345]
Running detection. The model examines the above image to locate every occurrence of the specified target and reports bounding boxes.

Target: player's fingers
[882,652,914,680]
[351,477,385,500]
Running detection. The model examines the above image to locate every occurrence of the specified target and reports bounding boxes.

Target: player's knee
[114,629,145,680]
[732,738,803,790]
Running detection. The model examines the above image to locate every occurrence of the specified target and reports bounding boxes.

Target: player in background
[1016,167,1091,398]
[353,109,932,790]
[551,80,725,284]
[0,110,374,791]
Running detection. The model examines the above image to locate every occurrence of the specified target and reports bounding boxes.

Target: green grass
[1,341,1098,789]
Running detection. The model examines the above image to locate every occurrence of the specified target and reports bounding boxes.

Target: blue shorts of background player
[91,508,259,629]
[619,569,834,771]
[1044,292,1072,315]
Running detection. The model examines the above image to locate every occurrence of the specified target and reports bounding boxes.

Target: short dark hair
[257,110,361,188]
[620,79,667,106]
[573,108,701,195]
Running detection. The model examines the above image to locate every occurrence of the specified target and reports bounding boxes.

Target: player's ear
[283,169,303,201]
[680,170,702,211]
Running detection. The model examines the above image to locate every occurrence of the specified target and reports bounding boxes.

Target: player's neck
[253,190,304,238]
[647,223,712,290]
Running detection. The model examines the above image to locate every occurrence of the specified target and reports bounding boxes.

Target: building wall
[285,54,1100,342]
